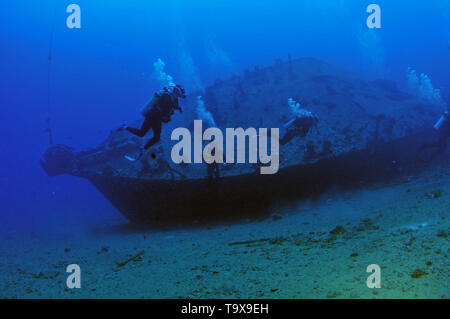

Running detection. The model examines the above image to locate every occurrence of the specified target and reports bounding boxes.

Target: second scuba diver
[419,110,450,161]
[280,113,319,145]
[418,93,450,162]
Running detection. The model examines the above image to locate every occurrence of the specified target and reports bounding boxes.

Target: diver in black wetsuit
[207,154,220,183]
[418,92,450,161]
[205,148,226,184]
[123,84,186,150]
[280,115,318,145]
[419,110,450,160]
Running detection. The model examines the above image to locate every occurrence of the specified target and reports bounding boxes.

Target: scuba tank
[140,96,156,117]
[140,87,171,117]
[434,111,449,131]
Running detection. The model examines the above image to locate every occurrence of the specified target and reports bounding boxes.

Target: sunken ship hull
[40,58,444,224]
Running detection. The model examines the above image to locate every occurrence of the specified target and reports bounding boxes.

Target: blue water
[1,0,448,229]
[0,0,449,298]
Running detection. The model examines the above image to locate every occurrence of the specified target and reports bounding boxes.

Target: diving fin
[124,155,139,162]
[284,117,297,128]
[124,146,144,162]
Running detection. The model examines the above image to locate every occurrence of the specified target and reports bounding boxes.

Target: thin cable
[46,0,58,145]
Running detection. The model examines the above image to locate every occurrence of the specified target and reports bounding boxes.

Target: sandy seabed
[1,163,449,299]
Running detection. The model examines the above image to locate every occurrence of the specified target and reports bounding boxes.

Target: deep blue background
[0,0,449,234]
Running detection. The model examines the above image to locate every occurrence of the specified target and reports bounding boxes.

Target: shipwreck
[40,58,443,224]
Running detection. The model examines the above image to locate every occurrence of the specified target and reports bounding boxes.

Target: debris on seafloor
[396,222,429,234]
[326,225,347,243]
[97,246,110,254]
[116,250,145,268]
[424,189,443,199]
[329,225,346,235]
[229,237,279,247]
[436,230,449,238]
[411,268,428,279]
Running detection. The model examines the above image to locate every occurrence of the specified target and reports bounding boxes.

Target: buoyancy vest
[140,90,178,119]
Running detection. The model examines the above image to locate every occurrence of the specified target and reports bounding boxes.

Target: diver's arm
[173,101,183,112]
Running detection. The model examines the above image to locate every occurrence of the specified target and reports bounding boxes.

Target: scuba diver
[204,147,227,184]
[118,84,186,162]
[280,113,319,145]
[418,92,450,162]
[418,110,450,162]
[205,148,220,183]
